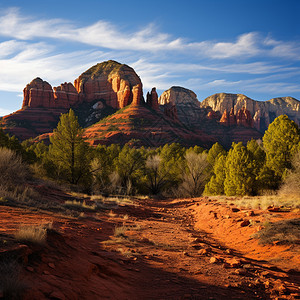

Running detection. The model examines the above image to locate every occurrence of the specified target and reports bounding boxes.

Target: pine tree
[263,115,300,177]
[204,154,226,195]
[207,142,226,167]
[224,142,255,196]
[48,109,90,184]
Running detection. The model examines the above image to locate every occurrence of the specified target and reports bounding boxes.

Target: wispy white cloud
[0,8,299,60]
[0,7,299,112]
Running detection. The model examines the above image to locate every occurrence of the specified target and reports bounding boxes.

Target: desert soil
[0,194,299,300]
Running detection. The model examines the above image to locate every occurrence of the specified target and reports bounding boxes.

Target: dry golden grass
[64,200,97,211]
[216,194,300,210]
[253,218,300,245]
[14,224,51,244]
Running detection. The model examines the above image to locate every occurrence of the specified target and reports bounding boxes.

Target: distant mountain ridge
[0,60,299,148]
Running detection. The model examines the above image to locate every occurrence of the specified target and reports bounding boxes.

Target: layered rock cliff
[201,93,300,132]
[158,86,205,127]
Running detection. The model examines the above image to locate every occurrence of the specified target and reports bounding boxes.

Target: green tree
[263,115,300,177]
[115,145,146,193]
[91,144,120,193]
[48,109,90,184]
[207,142,226,167]
[224,142,256,196]
[204,154,226,195]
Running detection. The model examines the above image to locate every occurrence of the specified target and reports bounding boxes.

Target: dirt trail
[0,197,299,299]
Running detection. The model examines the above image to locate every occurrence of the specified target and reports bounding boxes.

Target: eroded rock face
[146,87,159,110]
[201,93,300,132]
[22,78,79,109]
[74,60,143,108]
[23,78,54,108]
[159,86,199,105]
[53,82,79,108]
[220,107,253,127]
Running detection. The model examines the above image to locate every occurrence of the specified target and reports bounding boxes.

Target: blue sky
[0,0,299,115]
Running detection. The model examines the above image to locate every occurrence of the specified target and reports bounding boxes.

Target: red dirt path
[0,196,299,299]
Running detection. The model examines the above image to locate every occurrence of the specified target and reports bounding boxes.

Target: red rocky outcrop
[74,60,143,109]
[22,78,54,108]
[236,107,253,127]
[220,107,253,127]
[207,111,221,120]
[146,87,159,110]
[53,82,79,108]
[22,78,79,109]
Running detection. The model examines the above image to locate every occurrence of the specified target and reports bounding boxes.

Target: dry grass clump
[219,194,300,210]
[0,259,27,299]
[14,224,51,245]
[64,200,97,211]
[253,218,300,245]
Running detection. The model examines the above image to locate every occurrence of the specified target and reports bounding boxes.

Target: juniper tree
[48,109,90,184]
[263,115,300,177]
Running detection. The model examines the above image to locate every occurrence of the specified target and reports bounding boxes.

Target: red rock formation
[74,60,143,109]
[22,78,54,108]
[207,111,221,120]
[219,109,229,126]
[131,84,143,106]
[22,78,80,109]
[53,82,79,108]
[229,108,236,126]
[220,107,253,128]
[236,107,253,127]
[146,87,159,110]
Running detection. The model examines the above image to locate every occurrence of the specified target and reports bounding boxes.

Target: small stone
[198,249,207,255]
[210,257,218,264]
[48,263,55,269]
[26,266,34,272]
[260,271,270,276]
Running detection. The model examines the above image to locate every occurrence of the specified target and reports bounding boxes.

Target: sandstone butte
[0,60,299,146]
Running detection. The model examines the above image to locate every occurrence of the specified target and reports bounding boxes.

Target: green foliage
[91,144,121,193]
[224,142,256,196]
[115,144,146,193]
[0,129,36,163]
[48,109,91,185]
[207,142,226,167]
[263,115,300,177]
[204,154,226,195]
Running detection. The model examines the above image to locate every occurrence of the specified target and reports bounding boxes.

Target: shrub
[14,225,48,245]
[0,147,30,187]
[178,152,210,197]
[253,218,300,245]
[280,151,300,197]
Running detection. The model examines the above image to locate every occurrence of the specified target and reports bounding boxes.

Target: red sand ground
[0,196,299,299]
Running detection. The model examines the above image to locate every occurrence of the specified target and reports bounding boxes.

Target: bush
[253,218,300,245]
[178,152,210,197]
[0,147,30,187]
[14,224,48,245]
[280,151,300,197]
